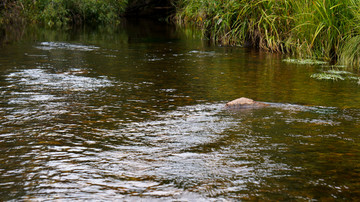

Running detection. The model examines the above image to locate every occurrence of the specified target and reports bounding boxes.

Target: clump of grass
[338,0,360,67]
[175,0,291,51]
[291,0,354,62]
[340,35,360,67]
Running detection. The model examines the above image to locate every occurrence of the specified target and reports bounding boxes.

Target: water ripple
[35,42,100,51]
[1,66,360,200]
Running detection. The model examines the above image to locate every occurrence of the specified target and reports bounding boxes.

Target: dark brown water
[1,19,360,201]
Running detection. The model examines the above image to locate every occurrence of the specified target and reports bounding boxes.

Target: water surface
[1,19,360,201]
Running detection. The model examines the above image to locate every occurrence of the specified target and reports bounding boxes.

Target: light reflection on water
[1,22,360,201]
[36,42,100,51]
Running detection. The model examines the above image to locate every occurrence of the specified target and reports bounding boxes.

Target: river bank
[2,0,360,68]
[174,0,360,68]
[0,0,128,27]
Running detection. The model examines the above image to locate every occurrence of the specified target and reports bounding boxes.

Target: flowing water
[1,19,360,201]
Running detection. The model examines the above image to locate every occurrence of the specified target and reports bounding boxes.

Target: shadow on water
[1,19,360,201]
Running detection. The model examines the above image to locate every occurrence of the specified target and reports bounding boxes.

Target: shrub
[1,0,128,27]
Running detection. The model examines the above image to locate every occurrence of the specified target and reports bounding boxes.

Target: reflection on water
[1,20,360,201]
[36,42,100,51]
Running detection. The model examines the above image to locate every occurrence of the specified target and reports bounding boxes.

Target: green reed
[339,0,360,67]
[175,0,360,68]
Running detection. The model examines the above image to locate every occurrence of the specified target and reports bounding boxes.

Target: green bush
[0,0,128,27]
[41,0,128,26]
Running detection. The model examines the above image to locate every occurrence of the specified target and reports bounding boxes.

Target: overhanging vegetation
[174,0,360,67]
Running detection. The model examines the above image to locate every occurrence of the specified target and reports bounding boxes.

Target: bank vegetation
[2,0,360,67]
[174,0,360,67]
[0,0,127,27]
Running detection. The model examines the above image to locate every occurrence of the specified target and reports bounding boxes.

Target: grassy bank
[2,0,360,67]
[0,0,128,27]
[174,0,360,67]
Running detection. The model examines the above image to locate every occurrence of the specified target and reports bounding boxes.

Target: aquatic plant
[311,73,345,81]
[326,70,353,75]
[283,58,328,65]
[310,69,360,82]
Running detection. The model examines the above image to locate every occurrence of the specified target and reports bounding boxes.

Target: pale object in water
[225,97,269,109]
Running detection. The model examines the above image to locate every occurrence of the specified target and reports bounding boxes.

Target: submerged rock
[225,97,269,109]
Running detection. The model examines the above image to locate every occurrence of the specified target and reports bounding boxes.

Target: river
[1,19,360,201]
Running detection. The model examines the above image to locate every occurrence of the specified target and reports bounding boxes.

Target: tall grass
[175,0,292,51]
[339,0,360,67]
[291,0,353,61]
[175,0,360,67]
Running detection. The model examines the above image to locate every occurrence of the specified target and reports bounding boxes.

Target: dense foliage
[0,0,128,27]
[175,0,360,67]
